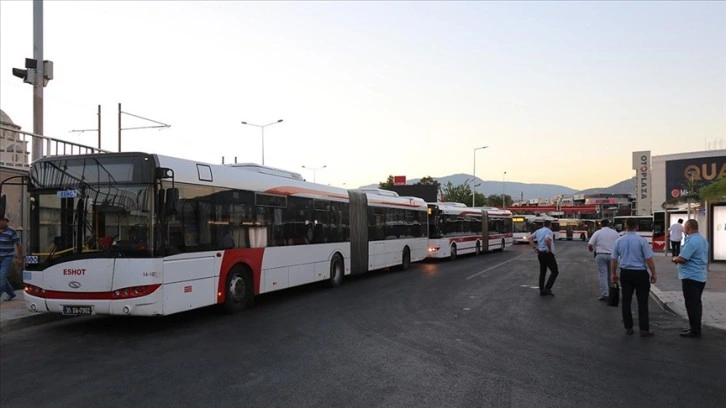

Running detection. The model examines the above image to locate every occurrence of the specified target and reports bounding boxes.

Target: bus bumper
[24,291,164,316]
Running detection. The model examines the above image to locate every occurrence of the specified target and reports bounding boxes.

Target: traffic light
[12,67,34,84]
[11,58,53,86]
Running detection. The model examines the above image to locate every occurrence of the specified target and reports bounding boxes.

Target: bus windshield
[26,185,154,269]
[512,216,529,233]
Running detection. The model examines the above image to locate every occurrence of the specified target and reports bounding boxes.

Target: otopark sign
[632,151,652,215]
[665,156,726,200]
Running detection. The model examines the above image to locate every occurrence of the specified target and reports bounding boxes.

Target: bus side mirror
[156,189,165,217]
[165,188,179,215]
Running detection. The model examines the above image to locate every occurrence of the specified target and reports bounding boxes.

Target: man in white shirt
[668,219,684,257]
[588,219,621,301]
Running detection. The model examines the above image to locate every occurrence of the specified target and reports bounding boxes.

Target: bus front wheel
[223,266,252,314]
[475,241,481,256]
[450,245,457,261]
[327,254,344,287]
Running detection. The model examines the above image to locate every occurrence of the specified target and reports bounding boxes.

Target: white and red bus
[612,212,666,251]
[557,218,597,241]
[512,214,561,244]
[426,203,513,260]
[22,152,429,316]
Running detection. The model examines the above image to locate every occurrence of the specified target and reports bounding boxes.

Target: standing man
[611,217,657,337]
[0,216,23,302]
[672,219,708,338]
[528,220,558,296]
[588,219,620,301]
[668,218,684,256]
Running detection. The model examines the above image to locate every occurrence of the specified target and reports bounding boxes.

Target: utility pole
[69,104,102,149]
[11,1,54,160]
[32,0,44,161]
[97,105,101,149]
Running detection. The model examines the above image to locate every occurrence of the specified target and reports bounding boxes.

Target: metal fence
[0,124,109,168]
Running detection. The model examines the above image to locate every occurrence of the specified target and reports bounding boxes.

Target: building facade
[635,149,726,262]
[0,109,30,168]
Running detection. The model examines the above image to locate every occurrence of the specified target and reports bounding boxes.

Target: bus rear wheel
[475,241,481,256]
[450,245,457,261]
[326,254,344,287]
[222,266,252,314]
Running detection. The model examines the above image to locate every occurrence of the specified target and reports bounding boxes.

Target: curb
[649,286,676,315]
[649,286,726,333]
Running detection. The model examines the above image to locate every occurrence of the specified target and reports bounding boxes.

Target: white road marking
[466,253,528,280]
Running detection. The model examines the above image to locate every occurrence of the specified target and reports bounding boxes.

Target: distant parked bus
[558,218,597,241]
[22,152,429,317]
[612,213,666,250]
[512,214,561,244]
[426,203,513,260]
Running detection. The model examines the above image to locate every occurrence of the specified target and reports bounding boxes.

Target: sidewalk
[649,254,726,332]
[2,258,725,333]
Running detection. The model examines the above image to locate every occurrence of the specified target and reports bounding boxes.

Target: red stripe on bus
[449,236,480,243]
[264,186,348,200]
[26,284,162,300]
[217,248,265,304]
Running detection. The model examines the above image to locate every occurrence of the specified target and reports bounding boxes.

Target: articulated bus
[612,212,666,250]
[22,152,429,317]
[557,218,597,241]
[426,203,513,260]
[512,214,561,244]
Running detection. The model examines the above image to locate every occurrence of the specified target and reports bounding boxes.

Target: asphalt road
[1,241,725,408]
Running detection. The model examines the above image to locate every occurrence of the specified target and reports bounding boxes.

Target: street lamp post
[302,165,327,183]
[502,171,507,208]
[472,146,488,207]
[241,119,283,165]
[687,170,695,219]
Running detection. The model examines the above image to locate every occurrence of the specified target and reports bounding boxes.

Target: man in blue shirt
[611,217,658,337]
[672,219,708,338]
[527,220,558,296]
[0,216,23,302]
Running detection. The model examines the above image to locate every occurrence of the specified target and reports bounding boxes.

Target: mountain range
[361,175,636,201]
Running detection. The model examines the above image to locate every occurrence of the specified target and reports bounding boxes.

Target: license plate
[62,305,94,316]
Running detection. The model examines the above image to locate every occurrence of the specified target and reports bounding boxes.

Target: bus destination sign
[57,190,79,198]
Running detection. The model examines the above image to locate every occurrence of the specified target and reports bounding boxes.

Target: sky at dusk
[1,1,725,191]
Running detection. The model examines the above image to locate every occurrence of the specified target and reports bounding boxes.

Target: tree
[488,194,513,207]
[699,176,726,202]
[440,181,472,205]
[379,175,395,190]
[488,194,506,206]
[416,176,440,189]
[473,192,487,207]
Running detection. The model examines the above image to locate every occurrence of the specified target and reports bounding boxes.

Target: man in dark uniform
[611,218,658,337]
